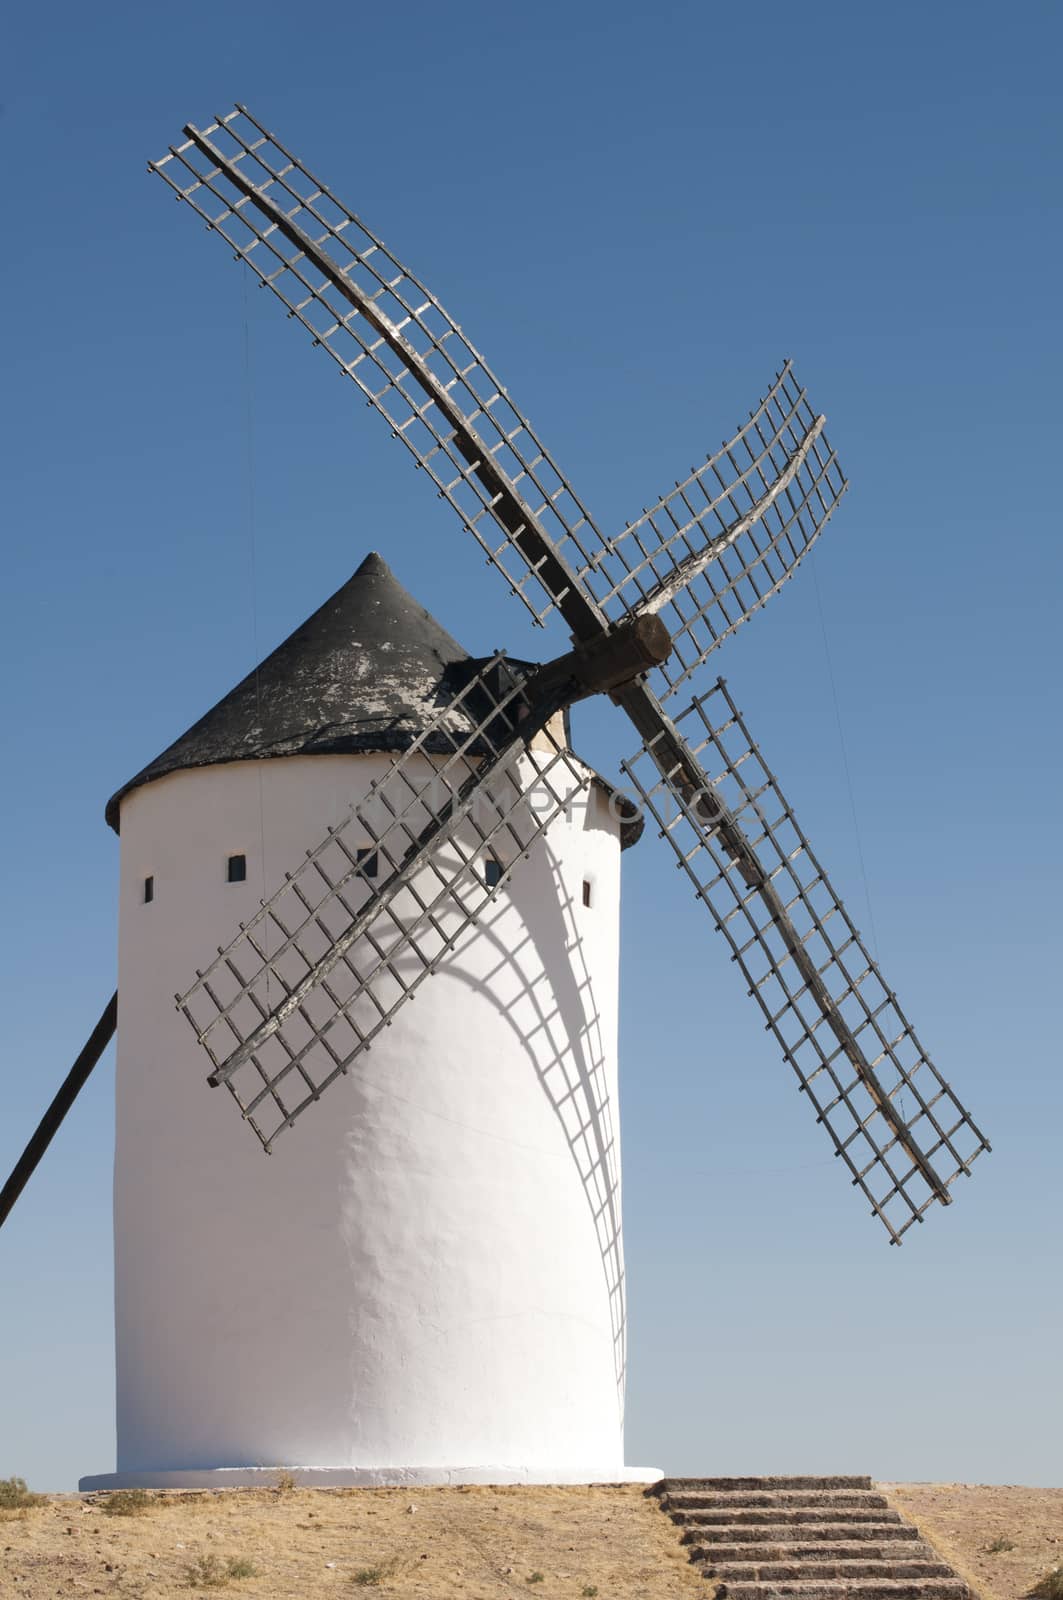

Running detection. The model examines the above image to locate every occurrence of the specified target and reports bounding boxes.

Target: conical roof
[107,551,642,847]
[105,553,474,832]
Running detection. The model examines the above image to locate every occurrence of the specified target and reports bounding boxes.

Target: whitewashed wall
[83,753,658,1488]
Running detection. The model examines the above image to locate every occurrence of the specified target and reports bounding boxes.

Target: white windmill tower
[89,551,661,1489]
[0,106,990,1492]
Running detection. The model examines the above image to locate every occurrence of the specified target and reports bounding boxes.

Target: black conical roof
[105,553,473,832]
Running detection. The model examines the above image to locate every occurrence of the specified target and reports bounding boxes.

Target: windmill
[1,106,989,1491]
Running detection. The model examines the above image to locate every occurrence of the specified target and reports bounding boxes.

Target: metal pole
[0,992,118,1232]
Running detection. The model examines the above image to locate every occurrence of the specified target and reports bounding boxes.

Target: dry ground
[885,1484,1063,1600]
[2,1481,1059,1599]
[0,1483,705,1600]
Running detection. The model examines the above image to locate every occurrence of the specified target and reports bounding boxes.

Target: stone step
[716,1583,968,1600]
[684,1523,924,1547]
[689,1542,932,1566]
[653,1475,874,1494]
[705,1560,955,1582]
[664,1490,891,1511]
[671,1506,902,1527]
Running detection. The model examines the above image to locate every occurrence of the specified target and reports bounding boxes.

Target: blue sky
[1,0,1060,1490]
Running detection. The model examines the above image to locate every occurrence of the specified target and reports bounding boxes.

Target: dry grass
[0,1483,706,1599]
[885,1483,1063,1600]
[4,1479,1058,1599]
[181,1552,259,1587]
[100,1489,156,1518]
[0,1478,45,1511]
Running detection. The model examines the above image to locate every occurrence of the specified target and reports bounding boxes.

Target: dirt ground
[2,1480,1060,1599]
[0,1483,706,1600]
[885,1483,1063,1600]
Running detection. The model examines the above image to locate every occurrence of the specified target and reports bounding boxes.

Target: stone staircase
[652,1477,971,1599]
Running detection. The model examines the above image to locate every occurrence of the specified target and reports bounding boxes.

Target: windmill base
[79,1465,663,1491]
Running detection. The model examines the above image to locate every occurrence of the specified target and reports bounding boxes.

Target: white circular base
[80,1464,663,1491]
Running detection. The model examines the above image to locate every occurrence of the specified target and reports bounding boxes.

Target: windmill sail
[151,109,829,665]
[151,107,607,634]
[155,105,989,1236]
[584,362,848,702]
[178,654,595,1149]
[620,678,990,1243]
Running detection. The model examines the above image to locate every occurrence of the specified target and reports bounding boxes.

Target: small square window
[227,854,247,883]
[582,879,592,908]
[356,847,379,879]
[143,875,154,904]
[484,857,503,889]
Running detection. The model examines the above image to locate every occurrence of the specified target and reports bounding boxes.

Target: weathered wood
[0,992,118,1231]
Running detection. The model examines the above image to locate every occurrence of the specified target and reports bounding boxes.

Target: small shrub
[272,1467,297,1493]
[581,1587,599,1597]
[225,1557,258,1579]
[185,1554,229,1588]
[353,1568,386,1588]
[1030,1571,1063,1600]
[101,1488,154,1517]
[0,1477,45,1510]
[183,1553,258,1587]
[987,1535,1016,1553]
[527,1575,545,1586]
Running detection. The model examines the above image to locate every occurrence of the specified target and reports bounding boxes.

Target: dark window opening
[582,879,593,908]
[356,847,379,879]
[227,854,247,883]
[143,875,154,904]
[484,857,504,889]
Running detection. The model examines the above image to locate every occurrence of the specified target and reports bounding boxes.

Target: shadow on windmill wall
[321,785,627,1410]
[465,812,626,1409]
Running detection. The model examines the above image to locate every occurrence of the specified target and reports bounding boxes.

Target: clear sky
[2,0,1059,1491]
